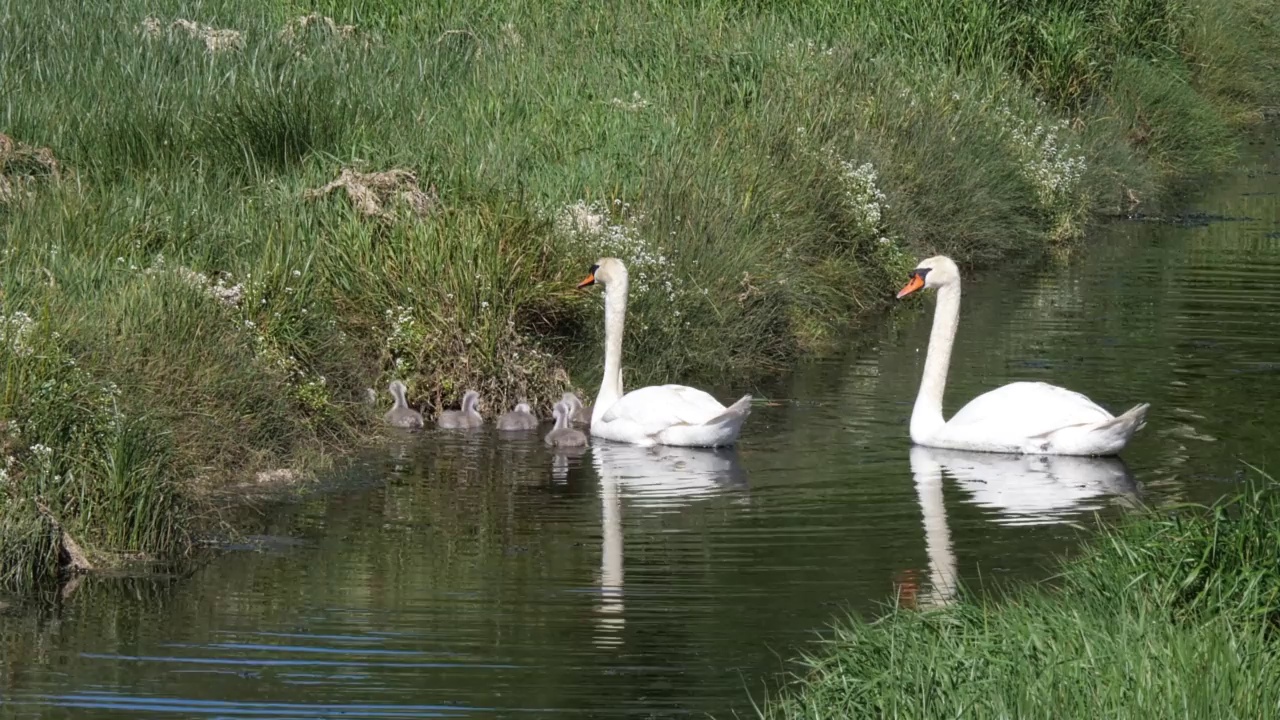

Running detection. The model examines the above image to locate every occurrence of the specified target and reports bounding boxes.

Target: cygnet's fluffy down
[496,402,539,431]
[437,389,484,429]
[383,380,423,429]
[560,392,592,427]
[545,401,588,447]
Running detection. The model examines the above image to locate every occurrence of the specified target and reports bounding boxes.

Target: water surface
[2,138,1279,718]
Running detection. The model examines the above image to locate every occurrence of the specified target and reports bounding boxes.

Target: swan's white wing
[599,384,728,436]
[945,381,1114,439]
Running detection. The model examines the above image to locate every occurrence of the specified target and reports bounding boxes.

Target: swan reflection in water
[907,445,1139,609]
[583,442,749,647]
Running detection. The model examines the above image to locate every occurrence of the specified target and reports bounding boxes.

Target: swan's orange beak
[576,272,596,289]
[896,272,926,299]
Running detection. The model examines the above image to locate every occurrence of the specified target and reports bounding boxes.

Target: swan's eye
[577,264,600,288]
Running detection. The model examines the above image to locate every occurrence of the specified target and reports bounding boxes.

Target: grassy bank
[1,0,1278,591]
[763,473,1280,718]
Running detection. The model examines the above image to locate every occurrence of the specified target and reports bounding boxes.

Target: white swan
[897,256,1149,455]
[577,258,752,447]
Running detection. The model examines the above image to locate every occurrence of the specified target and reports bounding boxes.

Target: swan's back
[601,384,728,427]
[946,381,1113,437]
[593,385,750,447]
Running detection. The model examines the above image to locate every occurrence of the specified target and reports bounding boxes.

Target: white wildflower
[998,104,1087,211]
[609,92,650,112]
[838,159,889,235]
[552,200,685,319]
[0,311,36,357]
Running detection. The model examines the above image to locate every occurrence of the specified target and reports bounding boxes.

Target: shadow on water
[3,138,1280,716]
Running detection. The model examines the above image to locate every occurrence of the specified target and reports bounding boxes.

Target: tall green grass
[0,0,1277,592]
[763,474,1280,718]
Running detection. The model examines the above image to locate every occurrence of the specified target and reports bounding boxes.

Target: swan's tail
[703,395,752,428]
[691,395,753,446]
[1025,402,1149,455]
[1094,402,1150,450]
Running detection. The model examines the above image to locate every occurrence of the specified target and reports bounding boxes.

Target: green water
[2,138,1279,717]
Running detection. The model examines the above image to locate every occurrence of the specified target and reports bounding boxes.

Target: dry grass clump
[0,133,60,205]
[306,168,441,221]
[279,14,362,45]
[140,17,244,53]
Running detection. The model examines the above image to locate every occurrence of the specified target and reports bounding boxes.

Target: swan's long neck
[594,276,628,424]
[553,407,570,431]
[391,384,408,409]
[911,282,961,442]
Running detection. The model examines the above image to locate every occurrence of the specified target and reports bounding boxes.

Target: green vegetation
[764,473,1280,718]
[1,0,1278,592]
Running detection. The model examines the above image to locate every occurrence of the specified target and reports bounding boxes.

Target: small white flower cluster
[998,105,1087,210]
[783,39,836,60]
[554,200,679,303]
[295,374,330,411]
[0,311,35,357]
[837,157,890,237]
[172,266,245,307]
[608,92,650,112]
[22,441,70,484]
[383,305,425,374]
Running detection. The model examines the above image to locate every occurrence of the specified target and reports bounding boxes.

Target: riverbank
[1,0,1278,591]
[762,472,1280,718]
